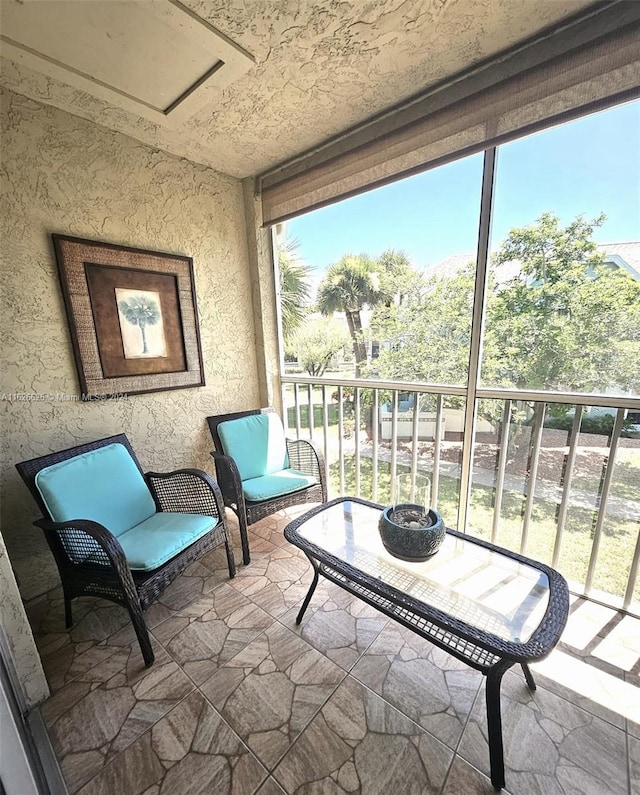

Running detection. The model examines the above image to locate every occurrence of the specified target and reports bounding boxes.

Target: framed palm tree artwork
[52,235,205,398]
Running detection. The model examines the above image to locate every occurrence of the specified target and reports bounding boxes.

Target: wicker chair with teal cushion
[207,408,327,564]
[16,434,235,666]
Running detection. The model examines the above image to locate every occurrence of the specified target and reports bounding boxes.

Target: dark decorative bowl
[378,504,445,562]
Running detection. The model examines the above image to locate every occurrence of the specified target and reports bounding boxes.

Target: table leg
[521,663,536,691]
[296,560,319,625]
[486,660,514,791]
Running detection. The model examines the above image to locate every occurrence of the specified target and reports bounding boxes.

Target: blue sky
[286,99,639,280]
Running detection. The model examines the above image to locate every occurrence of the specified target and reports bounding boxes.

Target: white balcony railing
[281,375,640,617]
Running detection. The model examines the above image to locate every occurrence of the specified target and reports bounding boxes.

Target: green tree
[370,259,482,385]
[485,213,640,393]
[278,236,314,341]
[317,254,390,376]
[366,250,425,358]
[370,213,640,399]
[285,318,351,376]
[118,295,161,355]
[376,249,417,302]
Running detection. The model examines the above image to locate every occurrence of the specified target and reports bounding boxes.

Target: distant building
[597,242,640,280]
[423,242,640,282]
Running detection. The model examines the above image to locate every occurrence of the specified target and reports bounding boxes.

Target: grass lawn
[329,455,639,607]
[286,386,639,608]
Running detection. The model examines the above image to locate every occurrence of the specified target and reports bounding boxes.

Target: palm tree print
[118,294,161,355]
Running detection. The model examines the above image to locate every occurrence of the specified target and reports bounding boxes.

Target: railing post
[321,385,330,494]
[355,387,361,498]
[390,390,399,500]
[307,384,314,441]
[521,402,546,555]
[624,524,640,611]
[372,389,379,503]
[552,405,583,568]
[410,392,420,490]
[338,385,345,495]
[281,382,290,433]
[294,383,301,438]
[432,395,444,509]
[585,408,626,594]
[491,399,512,544]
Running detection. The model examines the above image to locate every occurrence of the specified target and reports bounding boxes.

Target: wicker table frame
[284,497,569,791]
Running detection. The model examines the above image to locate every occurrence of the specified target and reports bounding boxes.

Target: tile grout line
[31,535,369,792]
[185,545,391,780]
[446,675,492,791]
[458,668,633,794]
[145,565,289,792]
[69,687,197,795]
[30,518,639,795]
[245,530,500,791]
[251,523,504,792]
[194,685,272,794]
[150,547,343,781]
[44,627,200,792]
[33,576,234,792]
[235,574,371,774]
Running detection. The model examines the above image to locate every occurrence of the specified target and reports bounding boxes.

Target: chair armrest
[208,452,245,509]
[286,438,324,476]
[145,468,226,520]
[34,519,136,580]
[286,438,328,500]
[35,517,126,567]
[34,517,140,600]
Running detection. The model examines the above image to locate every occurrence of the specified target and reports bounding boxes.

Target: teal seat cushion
[218,413,289,481]
[242,469,317,502]
[35,443,156,538]
[116,512,218,571]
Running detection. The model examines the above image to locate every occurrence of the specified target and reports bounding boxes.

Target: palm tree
[118,295,161,355]
[277,236,313,341]
[316,254,388,376]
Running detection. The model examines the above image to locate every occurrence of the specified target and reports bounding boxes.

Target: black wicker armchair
[16,434,235,667]
[207,408,327,565]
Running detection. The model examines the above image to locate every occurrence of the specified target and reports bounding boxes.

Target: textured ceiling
[0,0,594,179]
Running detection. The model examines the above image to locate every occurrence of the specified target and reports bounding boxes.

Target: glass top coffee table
[284,497,569,790]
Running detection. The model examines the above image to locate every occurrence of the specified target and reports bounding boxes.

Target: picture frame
[52,235,205,398]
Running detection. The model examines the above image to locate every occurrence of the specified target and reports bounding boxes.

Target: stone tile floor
[26,507,640,795]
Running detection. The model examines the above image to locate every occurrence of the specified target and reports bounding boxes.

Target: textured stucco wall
[0,531,49,708]
[0,87,266,602]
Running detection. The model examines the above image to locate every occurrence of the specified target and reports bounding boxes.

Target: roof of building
[425,242,640,282]
[598,242,640,279]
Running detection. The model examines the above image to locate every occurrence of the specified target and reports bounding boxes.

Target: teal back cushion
[218,413,289,481]
[35,443,156,538]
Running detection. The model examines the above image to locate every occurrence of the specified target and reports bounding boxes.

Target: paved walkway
[350,439,640,522]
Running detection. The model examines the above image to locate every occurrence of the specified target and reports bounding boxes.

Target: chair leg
[62,585,73,629]
[237,511,251,566]
[224,535,236,579]
[124,597,154,667]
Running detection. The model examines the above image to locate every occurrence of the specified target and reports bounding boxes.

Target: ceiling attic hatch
[0,0,255,125]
